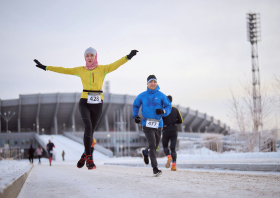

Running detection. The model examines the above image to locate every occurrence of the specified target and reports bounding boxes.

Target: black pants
[143,126,162,168]
[29,155,33,163]
[162,130,178,162]
[79,99,103,155]
[38,155,42,163]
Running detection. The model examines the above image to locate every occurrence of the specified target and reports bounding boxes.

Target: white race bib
[50,150,53,154]
[87,93,101,104]
[146,118,159,128]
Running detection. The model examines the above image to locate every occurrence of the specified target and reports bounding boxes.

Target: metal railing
[178,129,279,155]
[0,147,23,160]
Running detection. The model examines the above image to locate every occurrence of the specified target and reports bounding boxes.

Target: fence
[0,147,23,160]
[178,129,279,154]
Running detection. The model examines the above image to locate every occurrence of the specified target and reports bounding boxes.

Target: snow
[17,162,280,198]
[174,147,280,161]
[0,160,31,193]
[2,141,280,197]
[39,135,109,161]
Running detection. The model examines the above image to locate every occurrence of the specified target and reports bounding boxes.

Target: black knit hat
[147,75,157,84]
[167,95,172,103]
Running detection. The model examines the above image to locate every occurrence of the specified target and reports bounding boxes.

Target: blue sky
[1,0,279,130]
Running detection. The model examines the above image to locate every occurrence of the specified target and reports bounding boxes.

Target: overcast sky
[0,0,279,130]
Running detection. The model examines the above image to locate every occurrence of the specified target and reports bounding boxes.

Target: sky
[0,0,280,131]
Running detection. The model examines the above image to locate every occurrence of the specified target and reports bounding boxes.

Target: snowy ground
[39,135,108,161]
[0,160,32,194]
[18,162,280,198]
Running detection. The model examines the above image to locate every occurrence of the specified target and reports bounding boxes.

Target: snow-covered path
[18,163,280,198]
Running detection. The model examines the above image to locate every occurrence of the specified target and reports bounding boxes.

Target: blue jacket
[133,85,172,128]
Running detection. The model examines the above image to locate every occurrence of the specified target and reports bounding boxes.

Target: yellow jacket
[47,56,129,100]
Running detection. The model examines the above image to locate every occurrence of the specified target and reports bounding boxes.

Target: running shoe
[141,148,149,165]
[153,167,162,177]
[77,153,87,168]
[165,155,173,168]
[86,155,96,170]
[171,162,177,171]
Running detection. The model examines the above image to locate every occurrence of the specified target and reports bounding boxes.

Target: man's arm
[132,95,142,119]
[176,108,183,124]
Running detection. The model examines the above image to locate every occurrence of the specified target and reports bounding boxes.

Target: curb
[0,164,33,198]
[104,163,280,172]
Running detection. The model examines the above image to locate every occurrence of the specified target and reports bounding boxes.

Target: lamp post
[107,134,111,150]
[0,111,16,133]
[42,128,45,135]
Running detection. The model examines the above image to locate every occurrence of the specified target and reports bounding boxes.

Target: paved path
[18,163,280,198]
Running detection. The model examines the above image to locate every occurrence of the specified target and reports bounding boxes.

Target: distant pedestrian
[62,150,65,161]
[133,75,172,177]
[46,140,55,166]
[36,145,43,164]
[162,95,183,171]
[28,145,35,163]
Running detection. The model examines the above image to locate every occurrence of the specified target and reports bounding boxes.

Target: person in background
[28,145,35,163]
[36,145,43,164]
[46,140,55,166]
[162,95,183,171]
[62,150,65,161]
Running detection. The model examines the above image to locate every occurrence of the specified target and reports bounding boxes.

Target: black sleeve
[176,109,183,124]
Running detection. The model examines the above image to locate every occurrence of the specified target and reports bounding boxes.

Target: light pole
[42,128,45,135]
[107,134,111,150]
[0,111,16,133]
[33,123,35,131]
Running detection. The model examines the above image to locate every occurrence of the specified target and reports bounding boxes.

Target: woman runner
[34,48,138,170]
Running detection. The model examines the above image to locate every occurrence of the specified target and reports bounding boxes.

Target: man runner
[46,140,55,166]
[133,75,171,177]
[162,95,183,171]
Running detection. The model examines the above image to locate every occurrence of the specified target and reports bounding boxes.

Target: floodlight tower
[247,13,262,131]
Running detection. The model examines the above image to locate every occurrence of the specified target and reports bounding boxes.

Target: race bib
[146,118,159,128]
[87,93,101,104]
[50,150,53,154]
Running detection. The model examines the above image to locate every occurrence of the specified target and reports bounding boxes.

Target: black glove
[34,59,47,71]
[134,116,141,124]
[126,50,138,60]
[155,109,165,115]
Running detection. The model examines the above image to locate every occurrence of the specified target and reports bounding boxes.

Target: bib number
[87,93,101,104]
[50,150,53,154]
[146,118,159,128]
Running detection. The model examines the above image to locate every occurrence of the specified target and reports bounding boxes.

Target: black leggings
[162,130,178,162]
[79,99,103,155]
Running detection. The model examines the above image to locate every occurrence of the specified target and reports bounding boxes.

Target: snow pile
[177,147,280,160]
[0,160,31,192]
[38,135,108,161]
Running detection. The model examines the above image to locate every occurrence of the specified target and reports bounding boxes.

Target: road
[18,162,280,198]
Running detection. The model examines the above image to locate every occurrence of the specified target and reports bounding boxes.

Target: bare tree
[228,76,272,152]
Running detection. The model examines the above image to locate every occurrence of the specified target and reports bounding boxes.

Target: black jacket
[162,106,183,131]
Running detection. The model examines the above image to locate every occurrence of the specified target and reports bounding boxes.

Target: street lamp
[42,128,45,135]
[33,123,35,131]
[107,134,111,150]
[0,111,16,133]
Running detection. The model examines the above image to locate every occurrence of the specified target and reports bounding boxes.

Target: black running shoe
[153,167,162,177]
[141,148,149,165]
[86,155,96,170]
[77,153,87,168]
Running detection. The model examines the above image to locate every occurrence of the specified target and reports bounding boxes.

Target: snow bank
[177,147,280,160]
[0,160,32,193]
